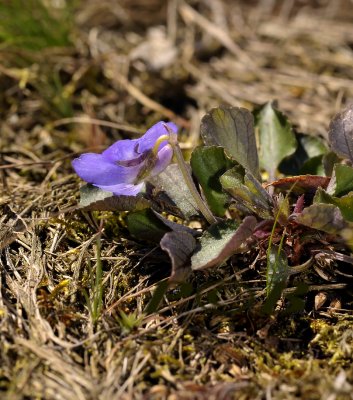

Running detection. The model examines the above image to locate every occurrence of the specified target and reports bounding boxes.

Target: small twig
[288,257,313,275]
[284,283,347,294]
[0,160,53,170]
[313,250,353,265]
[179,1,255,67]
[112,73,191,129]
[185,62,240,106]
[48,117,145,134]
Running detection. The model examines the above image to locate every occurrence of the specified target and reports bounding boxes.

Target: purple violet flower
[72,121,177,196]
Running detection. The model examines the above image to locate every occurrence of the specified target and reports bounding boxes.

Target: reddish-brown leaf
[265,175,330,194]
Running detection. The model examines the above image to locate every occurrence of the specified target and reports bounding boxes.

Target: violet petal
[72,153,140,185]
[116,151,149,167]
[150,144,174,177]
[95,182,144,196]
[138,121,178,153]
[102,139,139,162]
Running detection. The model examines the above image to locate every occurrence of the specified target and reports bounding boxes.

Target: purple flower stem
[163,124,216,224]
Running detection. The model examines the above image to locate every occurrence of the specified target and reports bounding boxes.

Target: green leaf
[262,245,289,314]
[313,187,334,204]
[314,187,353,222]
[79,184,151,211]
[326,164,353,197]
[284,283,308,314]
[323,151,341,176]
[331,195,353,222]
[279,134,327,176]
[149,164,199,219]
[144,280,169,315]
[300,135,328,158]
[160,231,196,282]
[328,105,353,163]
[220,167,273,219]
[266,245,288,295]
[295,203,351,234]
[126,209,170,242]
[200,106,260,180]
[300,155,325,175]
[299,136,328,175]
[191,216,257,270]
[126,209,196,243]
[190,146,234,216]
[256,102,297,179]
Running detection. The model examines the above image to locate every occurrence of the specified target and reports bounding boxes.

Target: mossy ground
[1,1,353,399]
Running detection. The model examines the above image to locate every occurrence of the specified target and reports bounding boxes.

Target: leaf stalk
[163,124,216,224]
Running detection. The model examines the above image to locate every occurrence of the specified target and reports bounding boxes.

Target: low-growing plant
[117,310,142,335]
[72,102,353,314]
[0,0,74,52]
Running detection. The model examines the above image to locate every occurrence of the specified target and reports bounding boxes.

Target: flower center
[134,150,157,183]
[134,134,172,183]
[116,152,148,167]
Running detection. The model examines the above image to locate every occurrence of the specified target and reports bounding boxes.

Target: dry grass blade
[179,2,254,66]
